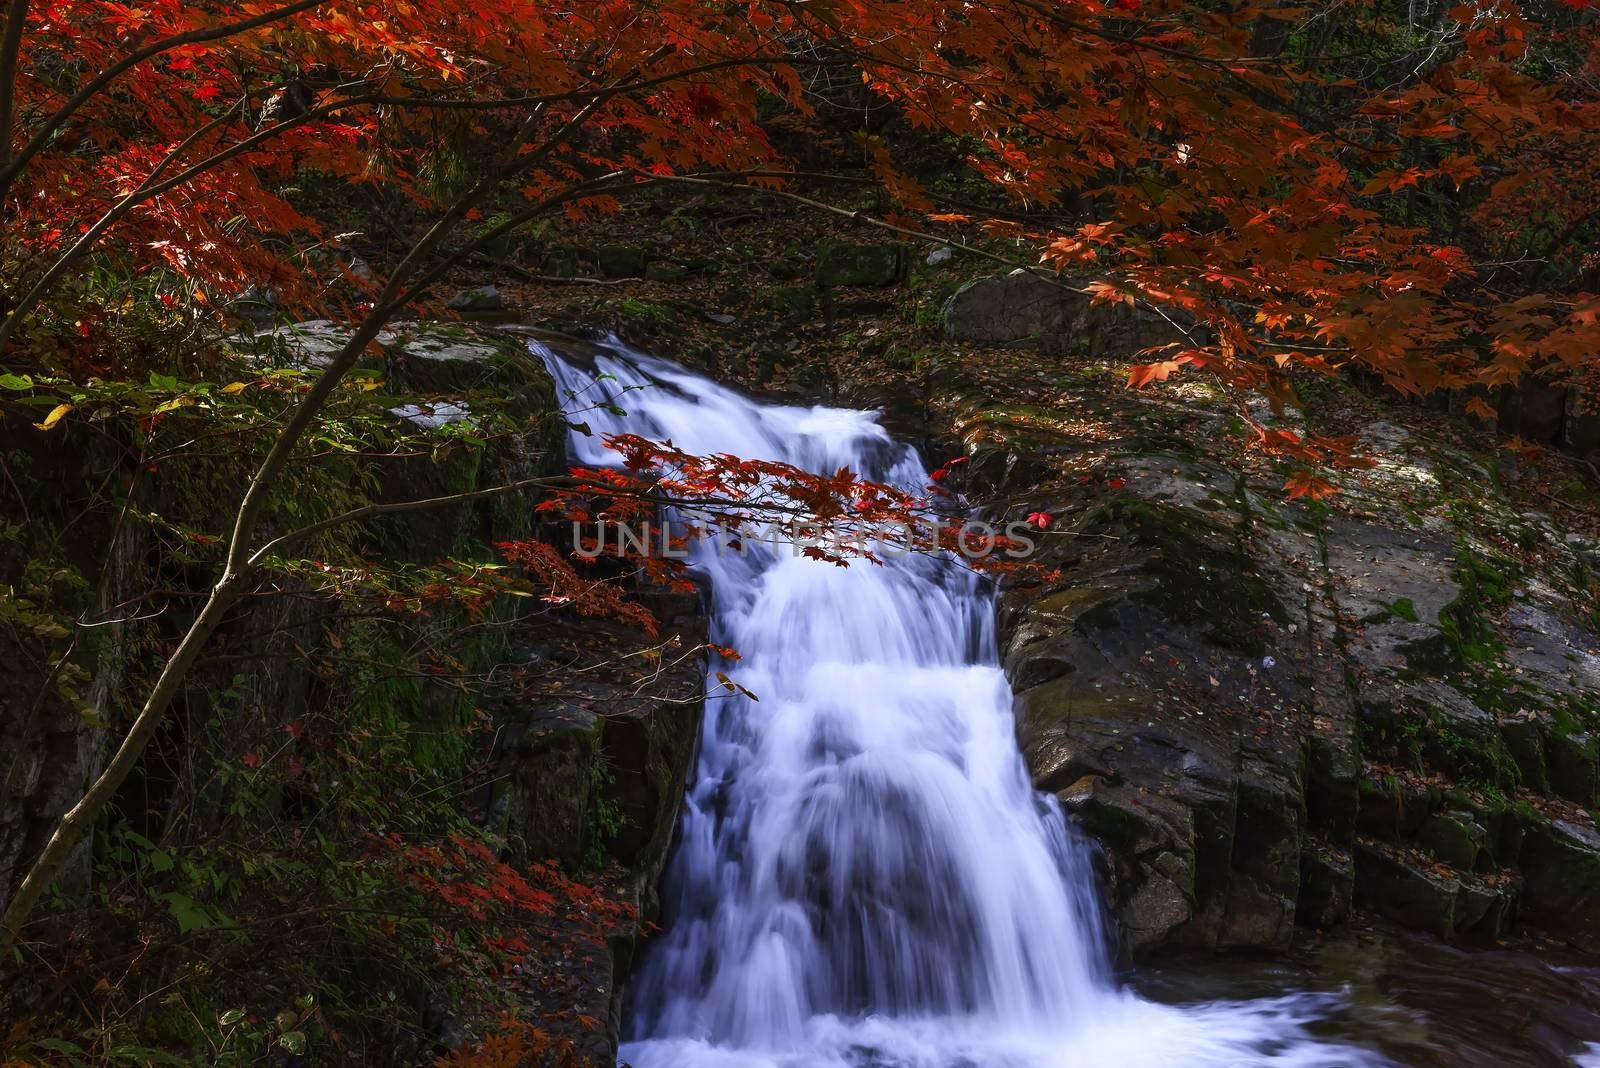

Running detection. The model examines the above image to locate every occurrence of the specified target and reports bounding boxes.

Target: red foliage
[369,831,634,978]
[5,0,1598,418]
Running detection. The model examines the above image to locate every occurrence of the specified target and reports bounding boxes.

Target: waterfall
[533,337,1385,1068]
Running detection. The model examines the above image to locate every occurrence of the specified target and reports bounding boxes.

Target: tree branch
[0,0,30,171]
[0,0,327,198]
[245,475,580,567]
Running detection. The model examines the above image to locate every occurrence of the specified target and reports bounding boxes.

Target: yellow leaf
[35,402,71,431]
[220,381,248,395]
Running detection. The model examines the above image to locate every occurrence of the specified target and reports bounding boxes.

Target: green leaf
[156,891,213,933]
[110,1045,187,1065]
[153,394,196,413]
[278,1031,307,1055]
[27,1037,88,1056]
[0,373,34,390]
[219,1008,245,1026]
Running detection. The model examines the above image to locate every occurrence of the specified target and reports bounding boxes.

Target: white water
[533,337,1387,1068]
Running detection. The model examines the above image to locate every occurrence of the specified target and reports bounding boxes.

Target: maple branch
[0,94,369,351]
[0,0,327,198]
[0,0,29,171]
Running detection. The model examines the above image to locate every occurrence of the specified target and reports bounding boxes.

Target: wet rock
[813,240,906,287]
[967,326,1600,957]
[1545,730,1599,805]
[1520,819,1600,952]
[1454,876,1517,939]
[446,284,504,312]
[1060,774,1197,956]
[1123,865,1193,954]
[1298,846,1354,929]
[1356,774,1434,841]
[1220,876,1296,946]
[1354,842,1459,938]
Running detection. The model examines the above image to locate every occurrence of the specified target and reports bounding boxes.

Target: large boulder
[943,270,1084,350]
[943,270,1187,355]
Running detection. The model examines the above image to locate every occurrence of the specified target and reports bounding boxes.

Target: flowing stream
[534,337,1389,1068]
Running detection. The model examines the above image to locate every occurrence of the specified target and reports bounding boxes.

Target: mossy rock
[644,261,689,282]
[1419,811,1486,871]
[770,248,809,281]
[1501,717,1548,792]
[502,717,604,870]
[813,240,907,287]
[540,245,583,277]
[597,243,649,278]
[1356,774,1436,840]
[764,282,818,317]
[1120,500,1288,656]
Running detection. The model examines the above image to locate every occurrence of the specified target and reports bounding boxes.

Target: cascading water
[533,336,1387,1068]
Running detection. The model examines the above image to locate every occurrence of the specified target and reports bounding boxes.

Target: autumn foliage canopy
[2,0,1597,437]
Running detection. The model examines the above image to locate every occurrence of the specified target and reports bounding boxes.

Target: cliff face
[0,323,704,1062]
[930,339,1600,959]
